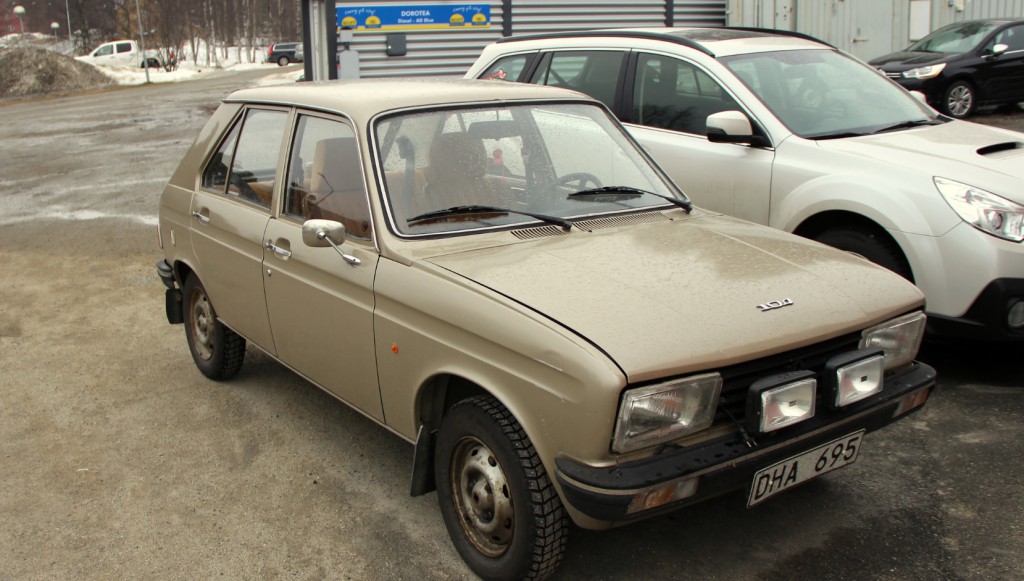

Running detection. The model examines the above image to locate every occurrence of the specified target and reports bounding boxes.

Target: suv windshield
[908,21,999,53]
[722,49,938,139]
[375,102,684,235]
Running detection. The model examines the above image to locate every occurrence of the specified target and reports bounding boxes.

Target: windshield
[375,102,684,236]
[722,49,938,139]
[908,21,999,53]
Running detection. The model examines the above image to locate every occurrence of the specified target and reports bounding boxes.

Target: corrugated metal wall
[338,0,729,78]
[728,0,1024,61]
[510,0,665,35]
[674,1,729,26]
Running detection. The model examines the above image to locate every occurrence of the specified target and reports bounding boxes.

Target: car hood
[870,50,952,69]
[425,214,922,383]
[818,121,1024,203]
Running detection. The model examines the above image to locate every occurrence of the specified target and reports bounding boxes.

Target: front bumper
[927,278,1024,340]
[554,362,935,523]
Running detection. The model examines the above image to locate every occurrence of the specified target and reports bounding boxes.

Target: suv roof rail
[724,26,835,48]
[495,29,715,57]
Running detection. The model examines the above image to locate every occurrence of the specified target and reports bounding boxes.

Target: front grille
[884,71,902,79]
[714,332,862,426]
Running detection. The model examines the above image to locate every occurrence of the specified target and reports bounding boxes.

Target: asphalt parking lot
[1,70,1022,580]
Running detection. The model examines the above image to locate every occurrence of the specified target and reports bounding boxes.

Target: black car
[266,42,303,66]
[870,19,1024,118]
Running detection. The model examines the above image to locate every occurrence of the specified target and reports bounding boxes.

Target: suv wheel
[815,226,913,281]
[277,55,290,67]
[435,395,568,580]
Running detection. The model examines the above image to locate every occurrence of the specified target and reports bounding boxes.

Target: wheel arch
[409,372,498,496]
[793,210,915,282]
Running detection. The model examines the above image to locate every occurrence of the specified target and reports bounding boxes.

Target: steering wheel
[553,172,603,191]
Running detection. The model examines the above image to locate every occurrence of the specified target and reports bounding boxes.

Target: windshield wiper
[407,205,573,231]
[872,119,943,134]
[567,186,693,213]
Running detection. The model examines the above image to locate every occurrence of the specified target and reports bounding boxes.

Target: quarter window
[632,54,741,135]
[201,108,287,209]
[530,51,626,110]
[284,115,372,239]
[479,54,533,81]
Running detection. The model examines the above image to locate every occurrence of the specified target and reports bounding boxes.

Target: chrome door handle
[264,241,292,260]
[191,211,210,224]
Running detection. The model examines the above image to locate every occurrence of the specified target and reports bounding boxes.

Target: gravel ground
[0,72,1022,580]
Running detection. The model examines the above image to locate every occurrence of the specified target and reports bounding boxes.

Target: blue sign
[337,3,491,31]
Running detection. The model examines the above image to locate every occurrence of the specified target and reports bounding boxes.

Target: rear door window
[529,51,626,110]
[201,108,289,210]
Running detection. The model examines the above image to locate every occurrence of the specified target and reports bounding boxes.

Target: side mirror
[302,219,361,266]
[302,219,347,248]
[706,111,768,147]
[989,43,1009,57]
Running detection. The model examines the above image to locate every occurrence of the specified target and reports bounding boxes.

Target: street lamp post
[134,0,150,83]
[65,0,72,44]
[51,22,60,48]
[13,5,26,36]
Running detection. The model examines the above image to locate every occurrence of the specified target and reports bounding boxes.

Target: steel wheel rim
[189,289,214,361]
[948,85,972,117]
[450,436,514,557]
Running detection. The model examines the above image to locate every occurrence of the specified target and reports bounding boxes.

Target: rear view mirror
[302,219,347,247]
[302,219,361,266]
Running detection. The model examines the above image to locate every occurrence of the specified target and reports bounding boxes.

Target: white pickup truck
[77,40,162,68]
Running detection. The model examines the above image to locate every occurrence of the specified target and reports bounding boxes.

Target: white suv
[467,28,1024,340]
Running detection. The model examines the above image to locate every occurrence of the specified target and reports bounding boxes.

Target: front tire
[814,226,913,282]
[942,80,976,118]
[435,396,568,581]
[183,275,245,380]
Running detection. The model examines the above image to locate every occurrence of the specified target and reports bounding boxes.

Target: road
[1,69,1022,580]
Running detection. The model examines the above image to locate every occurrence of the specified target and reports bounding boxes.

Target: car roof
[493,27,831,58]
[224,78,596,118]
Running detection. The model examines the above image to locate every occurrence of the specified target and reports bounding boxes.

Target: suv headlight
[902,63,946,79]
[859,311,927,370]
[612,373,722,453]
[935,177,1024,242]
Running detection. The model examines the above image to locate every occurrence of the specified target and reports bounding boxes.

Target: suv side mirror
[706,111,768,147]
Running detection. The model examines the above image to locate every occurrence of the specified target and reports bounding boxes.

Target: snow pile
[0,47,112,98]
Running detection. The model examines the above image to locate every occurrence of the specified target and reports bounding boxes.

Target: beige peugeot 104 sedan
[156,79,935,580]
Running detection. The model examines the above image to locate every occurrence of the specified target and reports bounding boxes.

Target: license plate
[747,430,865,507]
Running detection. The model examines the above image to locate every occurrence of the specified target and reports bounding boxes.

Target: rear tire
[814,226,913,282]
[942,80,976,118]
[435,396,569,580]
[277,55,290,67]
[183,275,245,380]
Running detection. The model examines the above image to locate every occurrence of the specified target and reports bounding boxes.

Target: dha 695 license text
[747,430,865,507]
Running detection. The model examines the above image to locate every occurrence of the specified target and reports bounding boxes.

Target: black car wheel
[183,275,245,380]
[435,395,568,580]
[942,80,976,118]
[277,55,290,67]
